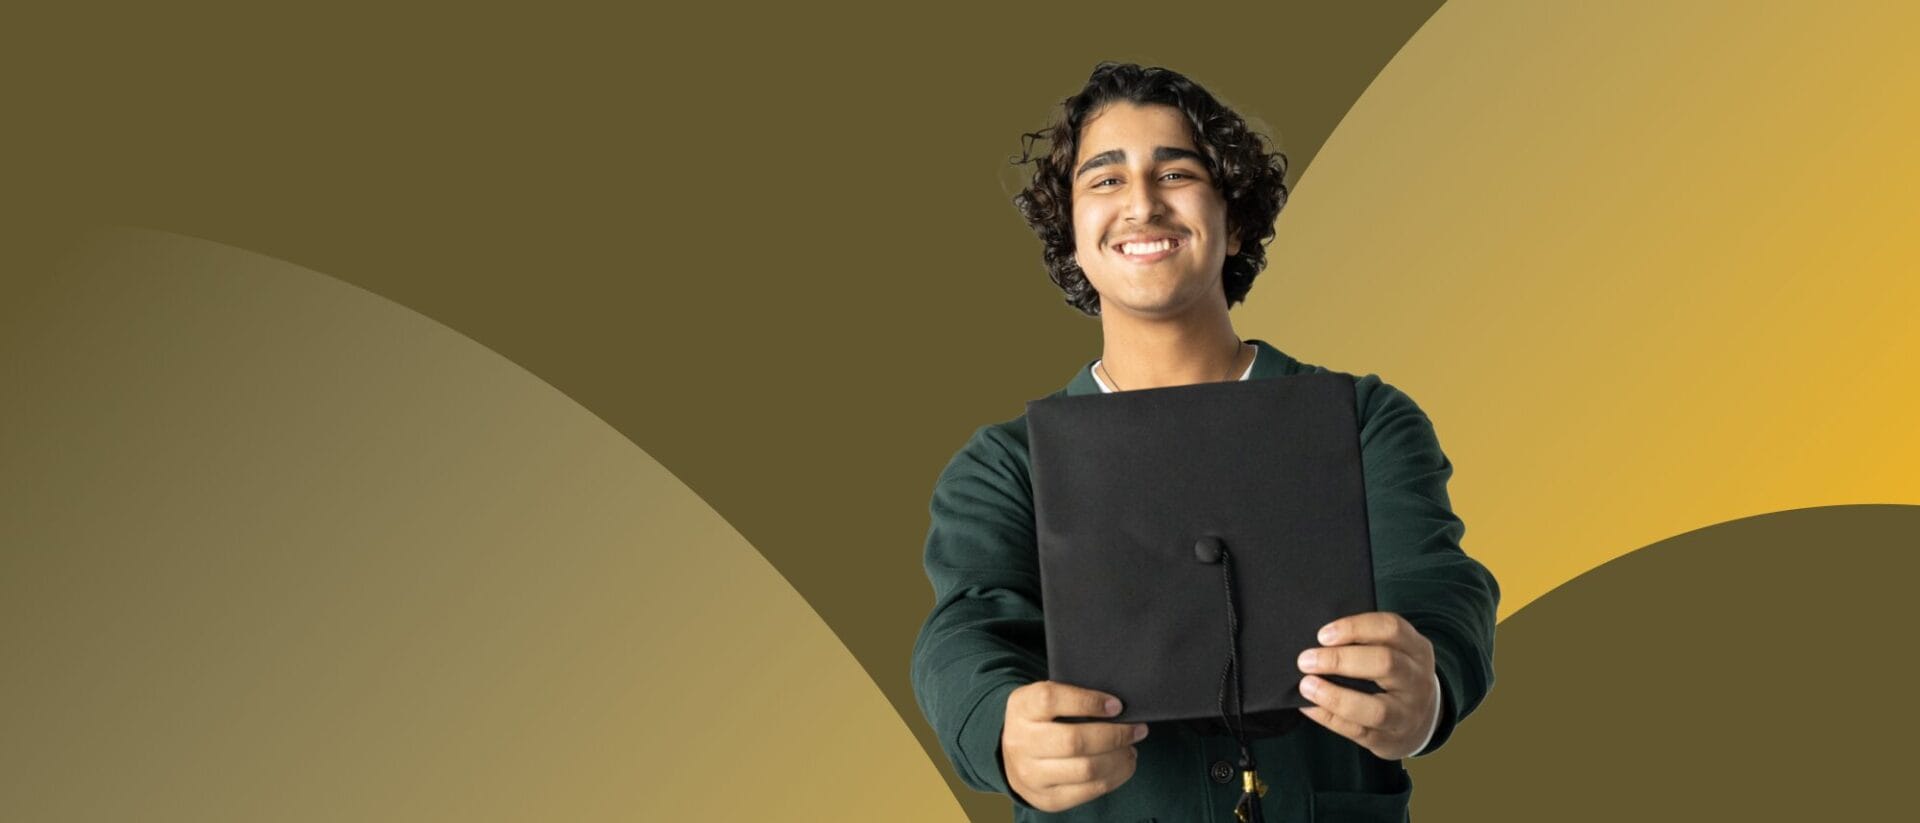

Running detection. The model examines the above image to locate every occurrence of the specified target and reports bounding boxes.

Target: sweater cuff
[956,681,1027,801]
[1412,645,1464,757]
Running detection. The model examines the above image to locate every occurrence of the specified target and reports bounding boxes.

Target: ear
[1225,219,1243,257]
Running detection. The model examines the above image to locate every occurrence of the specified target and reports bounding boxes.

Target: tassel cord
[1214,546,1267,822]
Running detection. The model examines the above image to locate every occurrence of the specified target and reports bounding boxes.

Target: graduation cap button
[1193,536,1225,565]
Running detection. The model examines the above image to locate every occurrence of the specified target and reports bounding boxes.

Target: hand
[1295,611,1439,760]
[1000,681,1147,812]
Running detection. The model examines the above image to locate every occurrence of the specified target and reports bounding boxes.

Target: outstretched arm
[910,424,1049,799]
[1298,377,1501,758]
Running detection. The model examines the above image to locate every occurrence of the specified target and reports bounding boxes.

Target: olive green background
[1411,504,1920,820]
[6,0,1919,820]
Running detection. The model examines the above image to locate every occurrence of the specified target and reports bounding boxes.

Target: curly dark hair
[1012,62,1289,317]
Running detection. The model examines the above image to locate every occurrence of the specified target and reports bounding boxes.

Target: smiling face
[1070,102,1242,320]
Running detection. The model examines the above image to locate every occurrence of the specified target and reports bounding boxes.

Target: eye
[1092,177,1121,188]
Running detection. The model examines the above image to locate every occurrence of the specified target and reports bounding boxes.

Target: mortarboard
[1027,371,1378,820]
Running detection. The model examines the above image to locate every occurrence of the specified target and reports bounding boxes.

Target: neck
[1097,309,1244,391]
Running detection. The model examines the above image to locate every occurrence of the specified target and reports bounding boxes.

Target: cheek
[1070,212,1102,261]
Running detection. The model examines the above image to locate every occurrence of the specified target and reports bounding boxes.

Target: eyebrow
[1075,146,1209,179]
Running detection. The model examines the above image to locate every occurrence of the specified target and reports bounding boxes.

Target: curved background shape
[1,5,1451,816]
[1244,0,1920,619]
[1407,505,1920,820]
[6,1,1920,819]
[0,228,963,821]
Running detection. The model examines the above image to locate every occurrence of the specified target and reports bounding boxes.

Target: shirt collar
[1062,338,1299,397]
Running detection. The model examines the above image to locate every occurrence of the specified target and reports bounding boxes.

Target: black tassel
[1201,540,1270,823]
[1233,764,1268,823]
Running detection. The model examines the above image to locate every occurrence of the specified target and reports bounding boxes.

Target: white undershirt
[1088,346,1258,392]
[1090,345,1445,757]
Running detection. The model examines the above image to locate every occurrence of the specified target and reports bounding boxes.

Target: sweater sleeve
[910,423,1049,803]
[1354,376,1500,757]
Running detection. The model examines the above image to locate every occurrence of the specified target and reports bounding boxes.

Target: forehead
[1074,102,1199,163]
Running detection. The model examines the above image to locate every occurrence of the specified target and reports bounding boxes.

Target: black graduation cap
[1026,372,1379,736]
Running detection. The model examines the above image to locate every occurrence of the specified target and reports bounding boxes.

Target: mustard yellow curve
[1241,0,1920,619]
[0,228,965,822]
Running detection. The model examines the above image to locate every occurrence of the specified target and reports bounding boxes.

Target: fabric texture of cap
[1025,371,1379,729]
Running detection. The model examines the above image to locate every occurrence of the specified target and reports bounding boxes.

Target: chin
[1105,297,1190,320]
[1108,285,1214,317]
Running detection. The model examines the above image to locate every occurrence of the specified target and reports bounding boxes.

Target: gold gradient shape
[1245,0,1920,619]
[0,228,964,821]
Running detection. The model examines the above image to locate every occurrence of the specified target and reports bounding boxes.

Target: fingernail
[1319,625,1339,644]
[1298,650,1319,671]
[1300,676,1319,696]
[1133,724,1149,742]
[1105,697,1122,716]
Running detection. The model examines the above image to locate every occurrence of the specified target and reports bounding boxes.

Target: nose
[1124,174,1166,222]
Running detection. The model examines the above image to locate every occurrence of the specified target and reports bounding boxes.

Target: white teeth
[1121,239,1175,255]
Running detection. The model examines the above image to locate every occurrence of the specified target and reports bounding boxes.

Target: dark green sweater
[910,339,1499,822]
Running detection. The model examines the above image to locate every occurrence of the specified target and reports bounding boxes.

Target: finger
[1033,721,1148,759]
[1031,750,1138,812]
[1301,705,1375,750]
[1015,681,1122,722]
[1317,612,1411,647]
[1298,645,1418,690]
[1299,674,1391,731]
[1026,746,1137,792]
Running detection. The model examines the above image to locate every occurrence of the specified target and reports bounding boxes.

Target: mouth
[1112,236,1184,263]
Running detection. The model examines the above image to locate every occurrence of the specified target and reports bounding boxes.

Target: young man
[910,62,1499,822]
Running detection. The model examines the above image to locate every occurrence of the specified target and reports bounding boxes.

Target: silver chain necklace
[1098,339,1246,392]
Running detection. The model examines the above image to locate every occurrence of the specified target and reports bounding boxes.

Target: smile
[1115,237,1183,262]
